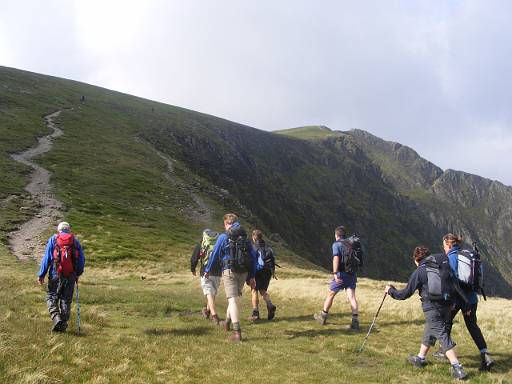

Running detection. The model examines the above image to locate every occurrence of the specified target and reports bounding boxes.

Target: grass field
[1,245,511,384]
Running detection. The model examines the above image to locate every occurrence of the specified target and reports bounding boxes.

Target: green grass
[274,126,342,140]
[1,246,511,383]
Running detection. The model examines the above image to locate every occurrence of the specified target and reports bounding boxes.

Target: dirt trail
[8,111,64,260]
[147,142,213,223]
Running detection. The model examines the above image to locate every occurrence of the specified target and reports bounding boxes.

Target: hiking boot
[433,349,447,361]
[201,307,211,319]
[350,317,360,331]
[407,355,427,368]
[229,331,242,343]
[450,363,467,380]
[51,315,64,332]
[267,304,277,320]
[219,318,231,332]
[211,314,220,326]
[248,310,260,322]
[314,311,327,325]
[479,352,494,372]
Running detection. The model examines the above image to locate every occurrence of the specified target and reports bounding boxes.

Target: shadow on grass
[458,352,512,373]
[266,313,351,324]
[143,326,211,336]
[283,327,358,339]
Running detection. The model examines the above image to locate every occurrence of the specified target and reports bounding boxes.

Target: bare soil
[8,110,64,260]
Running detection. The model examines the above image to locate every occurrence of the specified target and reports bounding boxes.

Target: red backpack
[53,233,79,277]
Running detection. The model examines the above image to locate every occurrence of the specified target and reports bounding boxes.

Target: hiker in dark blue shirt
[385,245,467,380]
[314,226,359,330]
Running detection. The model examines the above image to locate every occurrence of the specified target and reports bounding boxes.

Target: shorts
[200,275,221,296]
[329,272,357,293]
[222,269,248,299]
[422,305,456,351]
[255,269,272,291]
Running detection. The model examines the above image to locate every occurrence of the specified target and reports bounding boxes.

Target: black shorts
[255,269,272,291]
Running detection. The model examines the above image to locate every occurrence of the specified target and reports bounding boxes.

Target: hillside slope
[1,66,511,297]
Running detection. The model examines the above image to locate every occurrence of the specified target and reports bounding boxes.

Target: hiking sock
[450,360,460,366]
[352,313,358,319]
[417,354,426,360]
[232,322,241,332]
[264,298,273,307]
[480,348,489,354]
[322,310,328,315]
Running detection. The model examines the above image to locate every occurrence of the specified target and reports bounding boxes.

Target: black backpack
[424,253,455,302]
[225,226,252,273]
[339,235,363,273]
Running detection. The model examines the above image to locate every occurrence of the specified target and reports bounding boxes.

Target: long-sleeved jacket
[38,233,85,280]
[190,243,222,276]
[388,256,449,311]
[204,222,257,278]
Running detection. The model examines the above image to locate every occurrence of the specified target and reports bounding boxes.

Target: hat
[57,221,71,233]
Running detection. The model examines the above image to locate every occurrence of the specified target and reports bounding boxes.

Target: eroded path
[8,111,64,260]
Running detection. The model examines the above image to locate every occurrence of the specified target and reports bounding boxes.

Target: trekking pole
[75,279,81,333]
[358,292,387,352]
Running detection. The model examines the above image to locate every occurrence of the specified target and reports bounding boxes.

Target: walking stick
[75,279,81,333]
[359,292,387,352]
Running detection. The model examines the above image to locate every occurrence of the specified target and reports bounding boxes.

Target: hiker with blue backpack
[385,245,467,380]
[37,222,85,332]
[248,230,277,321]
[433,234,494,371]
[204,213,257,342]
[191,229,222,325]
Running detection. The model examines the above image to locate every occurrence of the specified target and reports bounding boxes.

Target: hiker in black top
[190,229,223,325]
[385,246,467,380]
[248,230,277,321]
[438,234,494,371]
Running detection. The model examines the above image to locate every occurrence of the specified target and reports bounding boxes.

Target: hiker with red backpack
[314,226,361,330]
[37,222,85,332]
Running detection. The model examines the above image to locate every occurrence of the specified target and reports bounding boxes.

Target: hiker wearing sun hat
[38,221,85,332]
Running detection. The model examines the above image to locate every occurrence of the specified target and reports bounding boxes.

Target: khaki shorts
[222,269,248,299]
[200,275,221,296]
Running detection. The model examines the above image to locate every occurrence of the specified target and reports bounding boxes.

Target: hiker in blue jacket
[435,234,494,371]
[38,222,85,332]
[204,213,257,342]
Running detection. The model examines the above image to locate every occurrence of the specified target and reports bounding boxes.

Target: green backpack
[199,229,219,267]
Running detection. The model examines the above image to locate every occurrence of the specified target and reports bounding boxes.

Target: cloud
[1,0,511,185]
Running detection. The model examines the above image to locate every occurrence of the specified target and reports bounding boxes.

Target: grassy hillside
[1,247,511,383]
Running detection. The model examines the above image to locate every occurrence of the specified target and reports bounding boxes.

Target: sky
[1,0,511,185]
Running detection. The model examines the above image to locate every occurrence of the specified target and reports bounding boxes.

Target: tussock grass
[1,246,511,383]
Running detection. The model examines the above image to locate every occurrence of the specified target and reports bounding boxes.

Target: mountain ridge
[1,66,511,297]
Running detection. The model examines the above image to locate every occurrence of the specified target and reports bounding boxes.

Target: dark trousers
[448,302,487,351]
[46,276,75,323]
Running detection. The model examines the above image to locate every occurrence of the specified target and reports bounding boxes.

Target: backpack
[424,254,454,302]
[256,246,275,273]
[199,229,219,267]
[457,244,485,297]
[225,226,252,273]
[339,235,363,273]
[52,232,79,278]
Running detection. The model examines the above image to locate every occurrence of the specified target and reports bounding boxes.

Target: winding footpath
[8,110,64,260]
